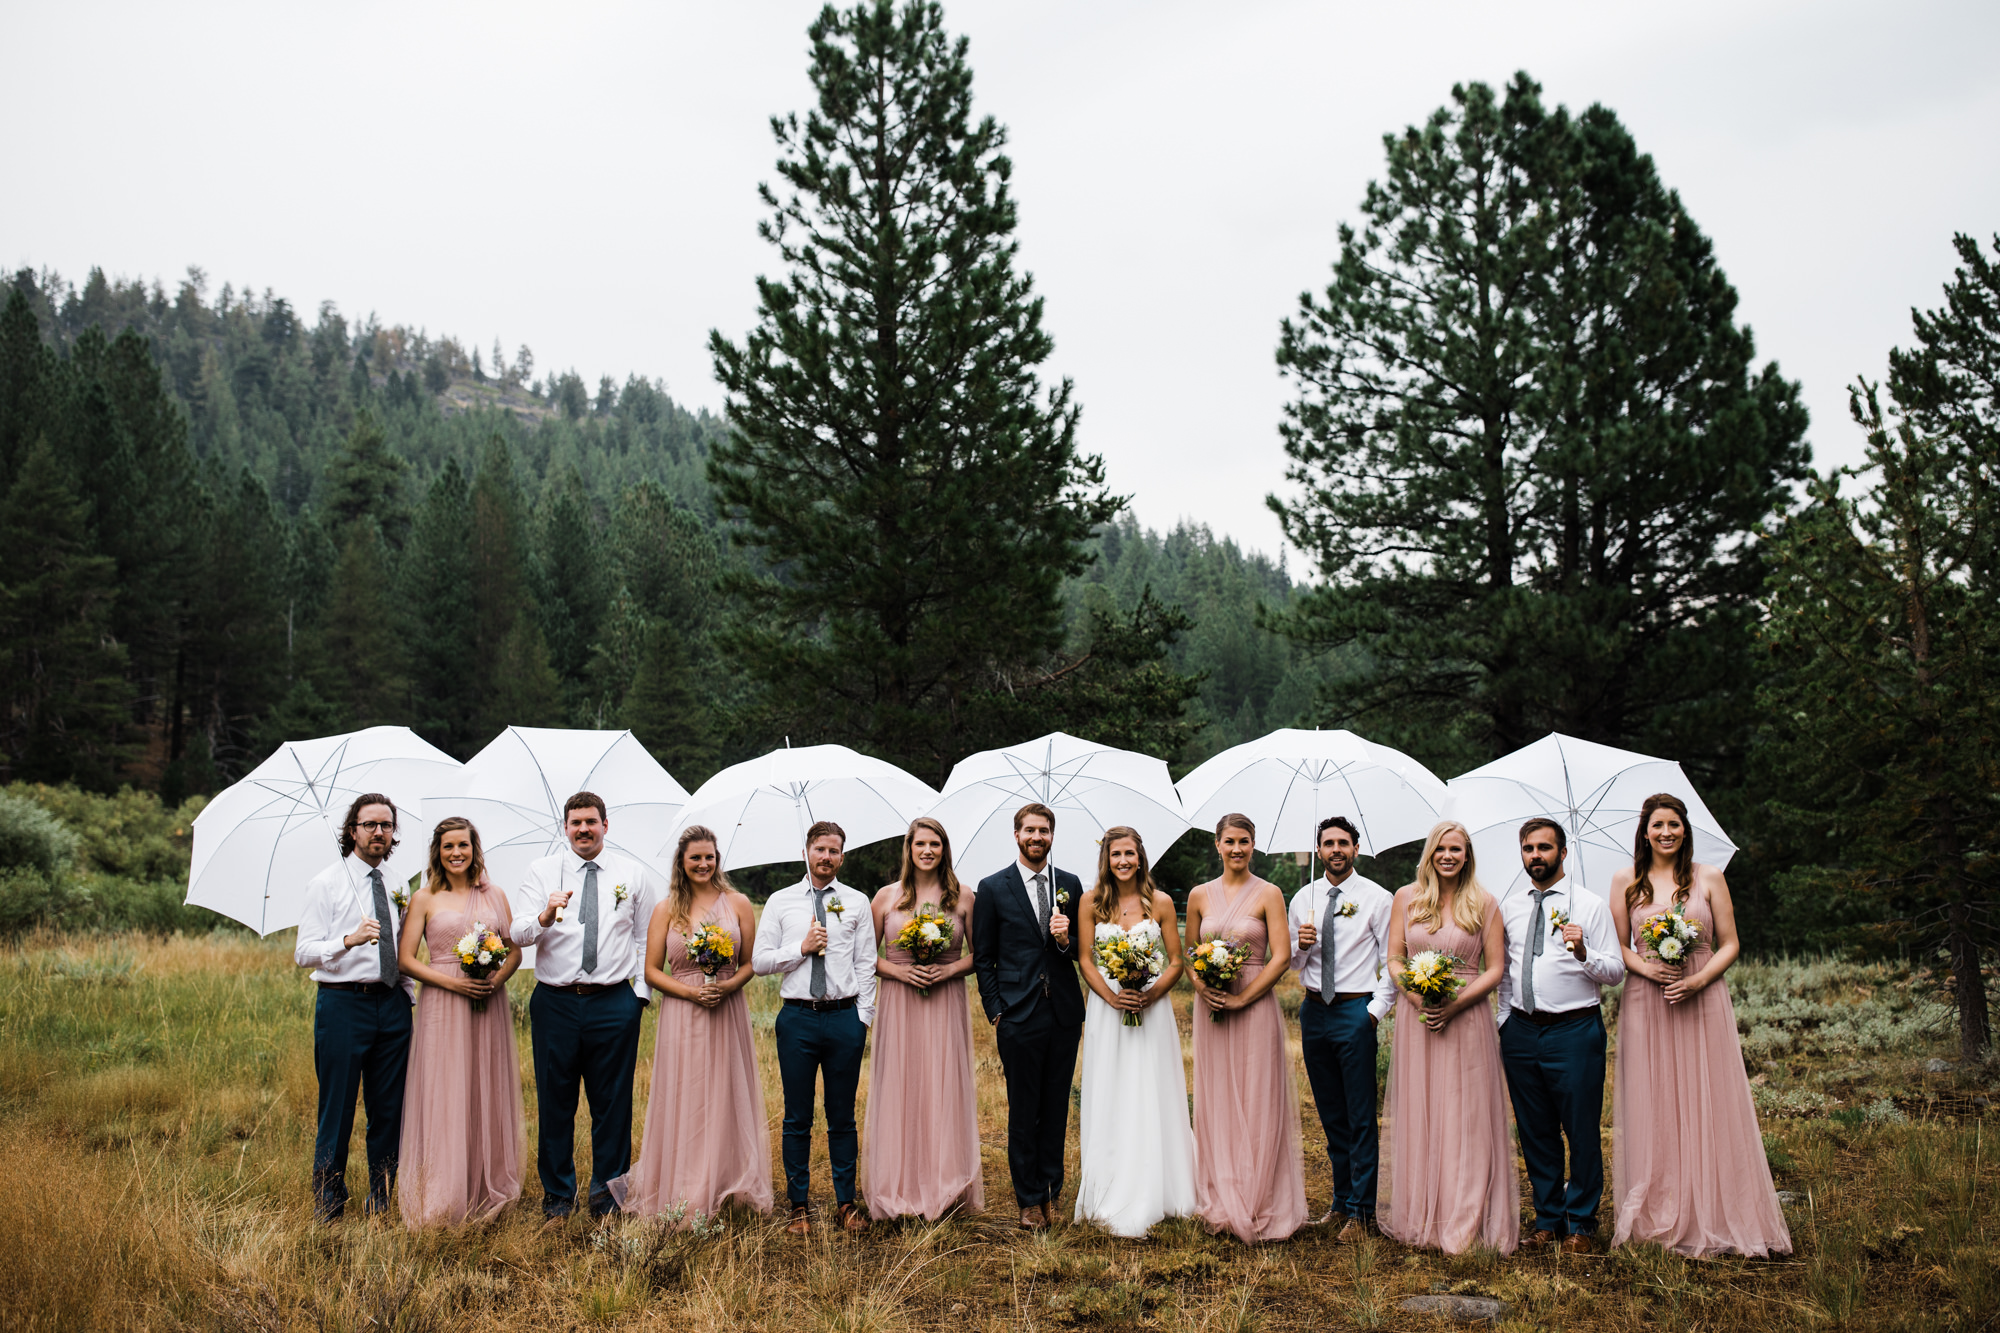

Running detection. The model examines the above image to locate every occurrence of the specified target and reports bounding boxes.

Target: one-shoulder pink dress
[1615,884,1790,1257]
[863,896,985,1220]
[397,882,524,1227]
[1379,886,1518,1254]
[1191,880,1308,1243]
[608,906,773,1221]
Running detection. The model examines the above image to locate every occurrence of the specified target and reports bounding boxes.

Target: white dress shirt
[1494,874,1624,1026]
[1286,871,1397,1021]
[509,847,658,1000]
[293,855,416,998]
[752,876,878,1026]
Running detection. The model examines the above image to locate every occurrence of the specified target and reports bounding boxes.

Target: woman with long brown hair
[1609,793,1789,1257]
[607,824,770,1222]
[863,817,984,1220]
[394,816,525,1227]
[1073,826,1195,1235]
[1378,818,1514,1254]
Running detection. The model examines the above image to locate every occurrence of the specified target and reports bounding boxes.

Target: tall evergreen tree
[321,411,410,549]
[401,458,480,754]
[468,436,538,741]
[1269,75,1810,774]
[317,525,406,729]
[623,621,719,785]
[533,469,608,707]
[709,0,1124,784]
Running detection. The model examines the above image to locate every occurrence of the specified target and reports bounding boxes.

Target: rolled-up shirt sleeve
[1367,893,1397,1021]
[294,868,347,969]
[510,862,553,946]
[628,868,658,1002]
[753,892,807,976]
[1579,895,1625,987]
[853,895,879,1027]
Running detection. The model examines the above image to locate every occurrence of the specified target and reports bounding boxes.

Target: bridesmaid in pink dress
[609,825,773,1221]
[1379,819,1516,1255]
[1610,793,1790,1258]
[1185,813,1308,1244]
[394,816,525,1227]
[864,817,984,1221]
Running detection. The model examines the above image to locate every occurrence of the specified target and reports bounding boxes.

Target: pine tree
[622,621,718,784]
[488,618,565,730]
[317,524,407,728]
[532,469,608,702]
[321,411,410,549]
[708,0,1124,783]
[0,288,56,490]
[468,436,540,740]
[400,458,480,754]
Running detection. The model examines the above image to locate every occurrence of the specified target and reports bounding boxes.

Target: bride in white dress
[1074,826,1198,1236]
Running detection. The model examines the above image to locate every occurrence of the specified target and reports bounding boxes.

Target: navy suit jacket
[972,863,1085,1028]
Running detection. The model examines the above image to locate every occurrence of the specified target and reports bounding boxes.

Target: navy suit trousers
[1500,1007,1608,1236]
[529,983,644,1216]
[773,1004,868,1207]
[1298,994,1380,1219]
[311,985,412,1218]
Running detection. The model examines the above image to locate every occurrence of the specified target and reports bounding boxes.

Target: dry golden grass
[0,931,1993,1332]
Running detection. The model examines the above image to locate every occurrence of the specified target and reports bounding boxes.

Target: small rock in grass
[1775,1191,1799,1207]
[1398,1294,1510,1323]
[1926,1059,1955,1073]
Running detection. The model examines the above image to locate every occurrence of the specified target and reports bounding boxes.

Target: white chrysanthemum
[477,950,493,965]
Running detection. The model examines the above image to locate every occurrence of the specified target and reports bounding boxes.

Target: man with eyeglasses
[294,793,416,1222]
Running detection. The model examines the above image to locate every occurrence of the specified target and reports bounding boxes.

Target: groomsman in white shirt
[294,793,417,1222]
[509,791,659,1221]
[752,820,877,1237]
[1496,817,1624,1254]
[1287,815,1396,1239]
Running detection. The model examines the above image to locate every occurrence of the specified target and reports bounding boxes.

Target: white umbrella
[187,726,464,935]
[1447,732,1739,901]
[1174,727,1449,856]
[926,731,1189,880]
[668,744,937,871]
[426,727,690,889]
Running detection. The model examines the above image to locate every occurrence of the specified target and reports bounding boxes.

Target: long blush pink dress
[1191,880,1308,1244]
[1379,886,1518,1255]
[1614,884,1790,1257]
[608,907,773,1221]
[863,895,985,1220]
[397,882,524,1227]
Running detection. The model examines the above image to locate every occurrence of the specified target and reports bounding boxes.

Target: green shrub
[0,867,95,934]
[3,783,200,879]
[0,791,80,877]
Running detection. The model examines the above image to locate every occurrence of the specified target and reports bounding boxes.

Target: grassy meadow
[0,930,1993,1333]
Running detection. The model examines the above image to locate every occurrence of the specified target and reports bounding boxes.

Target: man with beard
[1496,817,1623,1253]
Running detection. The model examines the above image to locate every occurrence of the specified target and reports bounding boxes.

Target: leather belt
[1305,989,1373,1002]
[1514,1001,1601,1027]
[319,980,400,996]
[538,981,627,997]
[784,996,857,1012]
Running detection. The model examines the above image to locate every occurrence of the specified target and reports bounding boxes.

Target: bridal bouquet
[1188,936,1251,1023]
[892,905,955,996]
[1396,950,1465,1020]
[683,921,736,983]
[1548,906,1576,955]
[453,921,509,1013]
[1093,920,1168,1026]
[1638,902,1703,967]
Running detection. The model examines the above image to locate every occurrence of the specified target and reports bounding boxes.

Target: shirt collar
[1526,876,1567,896]
[1018,859,1051,882]
[567,845,607,870]
[802,876,843,897]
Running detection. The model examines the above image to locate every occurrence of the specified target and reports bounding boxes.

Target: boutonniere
[1549,907,1576,954]
[1055,887,1071,910]
[1334,900,1358,919]
[826,895,847,925]
[613,883,630,908]
[390,883,411,913]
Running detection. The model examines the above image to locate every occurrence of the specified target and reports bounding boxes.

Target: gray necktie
[1522,888,1551,1013]
[580,860,601,975]
[1033,872,1050,937]
[1318,884,1342,1005]
[368,867,398,988]
[810,886,829,998]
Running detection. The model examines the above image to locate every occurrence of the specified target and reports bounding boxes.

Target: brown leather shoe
[1336,1218,1367,1243]
[785,1205,811,1238]
[1019,1206,1047,1231]
[835,1201,870,1234]
[1040,1202,1056,1228]
[1561,1232,1599,1255]
[1522,1229,1556,1252]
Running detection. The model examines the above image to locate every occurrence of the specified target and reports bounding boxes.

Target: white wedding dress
[1073,919,1198,1236]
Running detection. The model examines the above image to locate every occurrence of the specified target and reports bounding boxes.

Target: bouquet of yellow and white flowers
[453,921,509,1012]
[1188,936,1251,1023]
[1637,902,1702,967]
[683,921,735,983]
[1093,919,1169,1026]
[892,905,955,996]
[1396,950,1465,1020]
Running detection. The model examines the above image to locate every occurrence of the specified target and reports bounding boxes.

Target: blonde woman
[1074,827,1194,1236]
[863,817,984,1221]
[1379,820,1516,1254]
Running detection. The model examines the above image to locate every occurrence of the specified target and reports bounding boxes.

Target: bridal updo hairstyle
[1626,792,1696,914]
[424,816,488,891]
[666,824,734,933]
[1214,812,1256,840]
[893,817,963,915]
[1408,818,1487,934]
[1090,825,1159,927]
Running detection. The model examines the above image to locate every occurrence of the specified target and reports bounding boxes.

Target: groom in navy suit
[971,802,1085,1230]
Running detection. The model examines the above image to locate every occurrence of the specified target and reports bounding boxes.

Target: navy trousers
[529,983,644,1217]
[1500,1007,1608,1236]
[993,1000,1081,1210]
[773,1003,868,1207]
[311,985,412,1219]
[1299,994,1380,1219]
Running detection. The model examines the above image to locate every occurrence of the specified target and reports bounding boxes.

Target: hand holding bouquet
[1188,936,1251,1023]
[892,905,955,996]
[683,921,736,988]
[1637,903,1702,971]
[1396,950,1465,1028]
[1548,907,1575,955]
[453,921,510,1013]
[1093,921,1168,1026]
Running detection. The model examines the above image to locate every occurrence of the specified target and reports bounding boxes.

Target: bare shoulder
[873,882,901,906]
[1607,866,1637,894]
[1257,877,1289,911]
[1693,861,1730,893]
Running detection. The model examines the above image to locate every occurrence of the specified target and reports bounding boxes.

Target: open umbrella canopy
[1174,727,1449,856]
[188,727,464,935]
[668,744,937,872]
[1447,732,1739,901]
[426,727,690,889]
[926,732,1189,880]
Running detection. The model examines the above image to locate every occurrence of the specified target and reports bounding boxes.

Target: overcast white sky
[6,0,1997,558]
